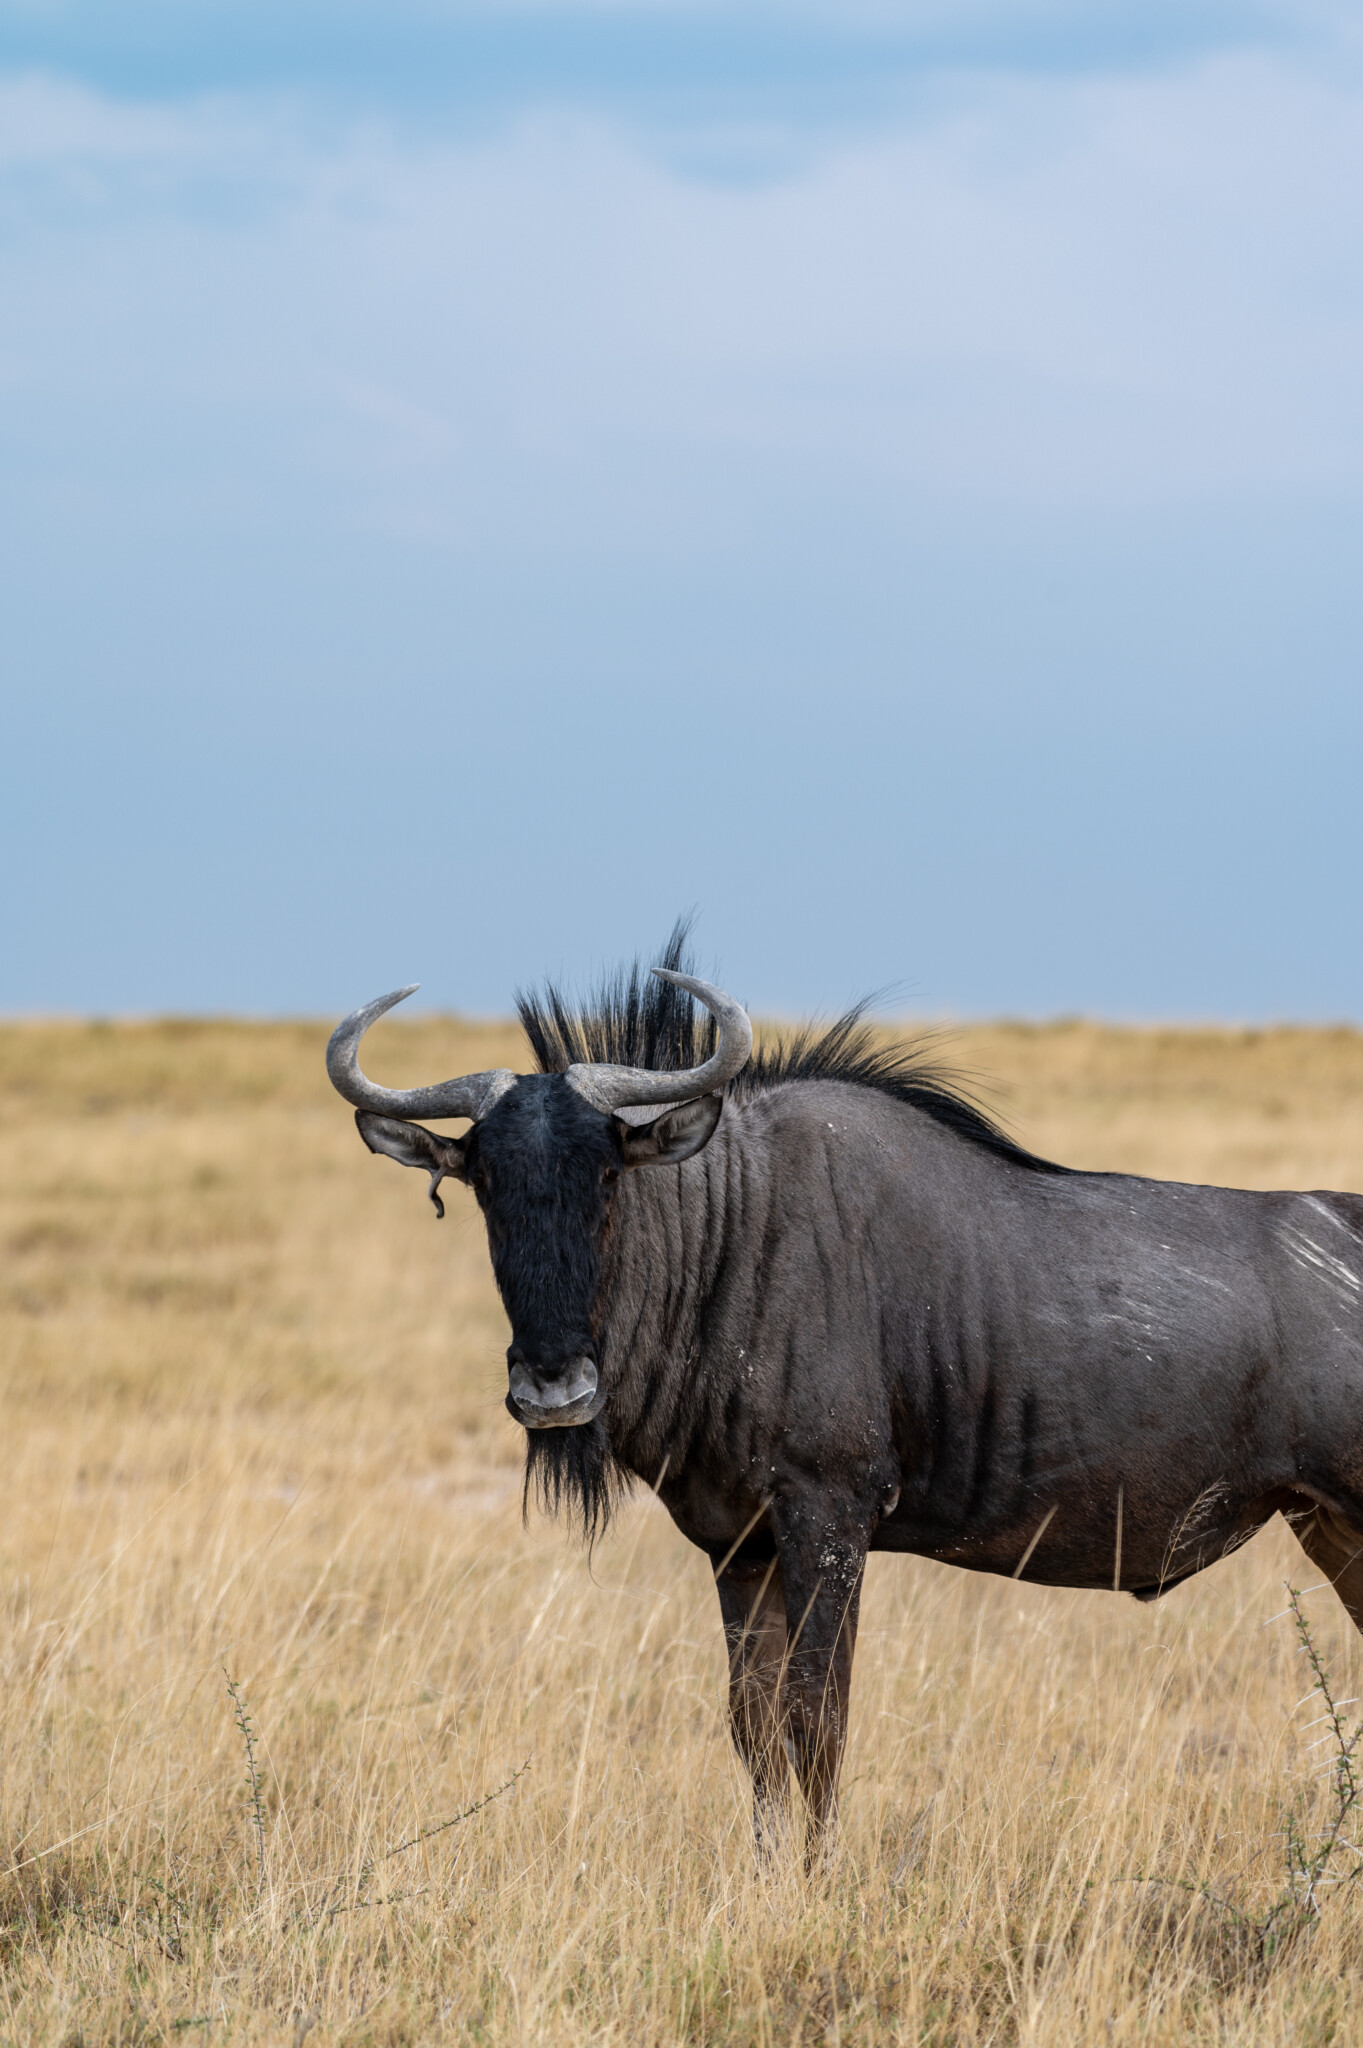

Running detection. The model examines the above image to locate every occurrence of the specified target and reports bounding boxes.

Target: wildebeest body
[596,1076,1363,1597]
[328,934,1363,1857]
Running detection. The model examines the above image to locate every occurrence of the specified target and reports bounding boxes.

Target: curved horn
[565,969,753,1112]
[326,986,517,1122]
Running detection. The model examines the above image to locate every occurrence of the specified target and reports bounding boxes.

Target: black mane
[516,920,1066,1176]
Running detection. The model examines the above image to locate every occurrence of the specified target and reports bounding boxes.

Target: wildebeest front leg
[714,1557,791,1854]
[1290,1500,1363,1633]
[771,1503,870,1861]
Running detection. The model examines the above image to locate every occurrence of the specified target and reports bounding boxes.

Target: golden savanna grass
[5,1013,1363,2044]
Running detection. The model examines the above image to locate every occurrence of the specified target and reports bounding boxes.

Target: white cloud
[1,47,1360,538]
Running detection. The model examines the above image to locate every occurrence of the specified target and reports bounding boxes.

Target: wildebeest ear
[354,1111,469,1219]
[614,1093,723,1169]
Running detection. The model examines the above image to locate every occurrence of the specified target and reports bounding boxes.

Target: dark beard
[522,1416,629,1547]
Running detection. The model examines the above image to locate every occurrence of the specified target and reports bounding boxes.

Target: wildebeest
[328,930,1363,1859]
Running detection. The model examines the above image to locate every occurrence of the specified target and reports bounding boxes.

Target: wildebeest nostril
[506,1355,602,1431]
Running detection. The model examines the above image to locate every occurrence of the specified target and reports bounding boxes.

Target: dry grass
[4,1012,1363,2044]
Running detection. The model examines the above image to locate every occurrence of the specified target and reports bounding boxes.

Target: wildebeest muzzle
[506,1349,606,1429]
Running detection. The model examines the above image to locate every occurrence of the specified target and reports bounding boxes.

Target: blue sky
[3,1,1361,1020]
[0,4,1330,107]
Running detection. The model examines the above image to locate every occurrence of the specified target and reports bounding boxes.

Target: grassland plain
[5,1014,1363,2045]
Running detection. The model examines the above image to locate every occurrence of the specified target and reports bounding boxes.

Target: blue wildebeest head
[326,971,752,1430]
